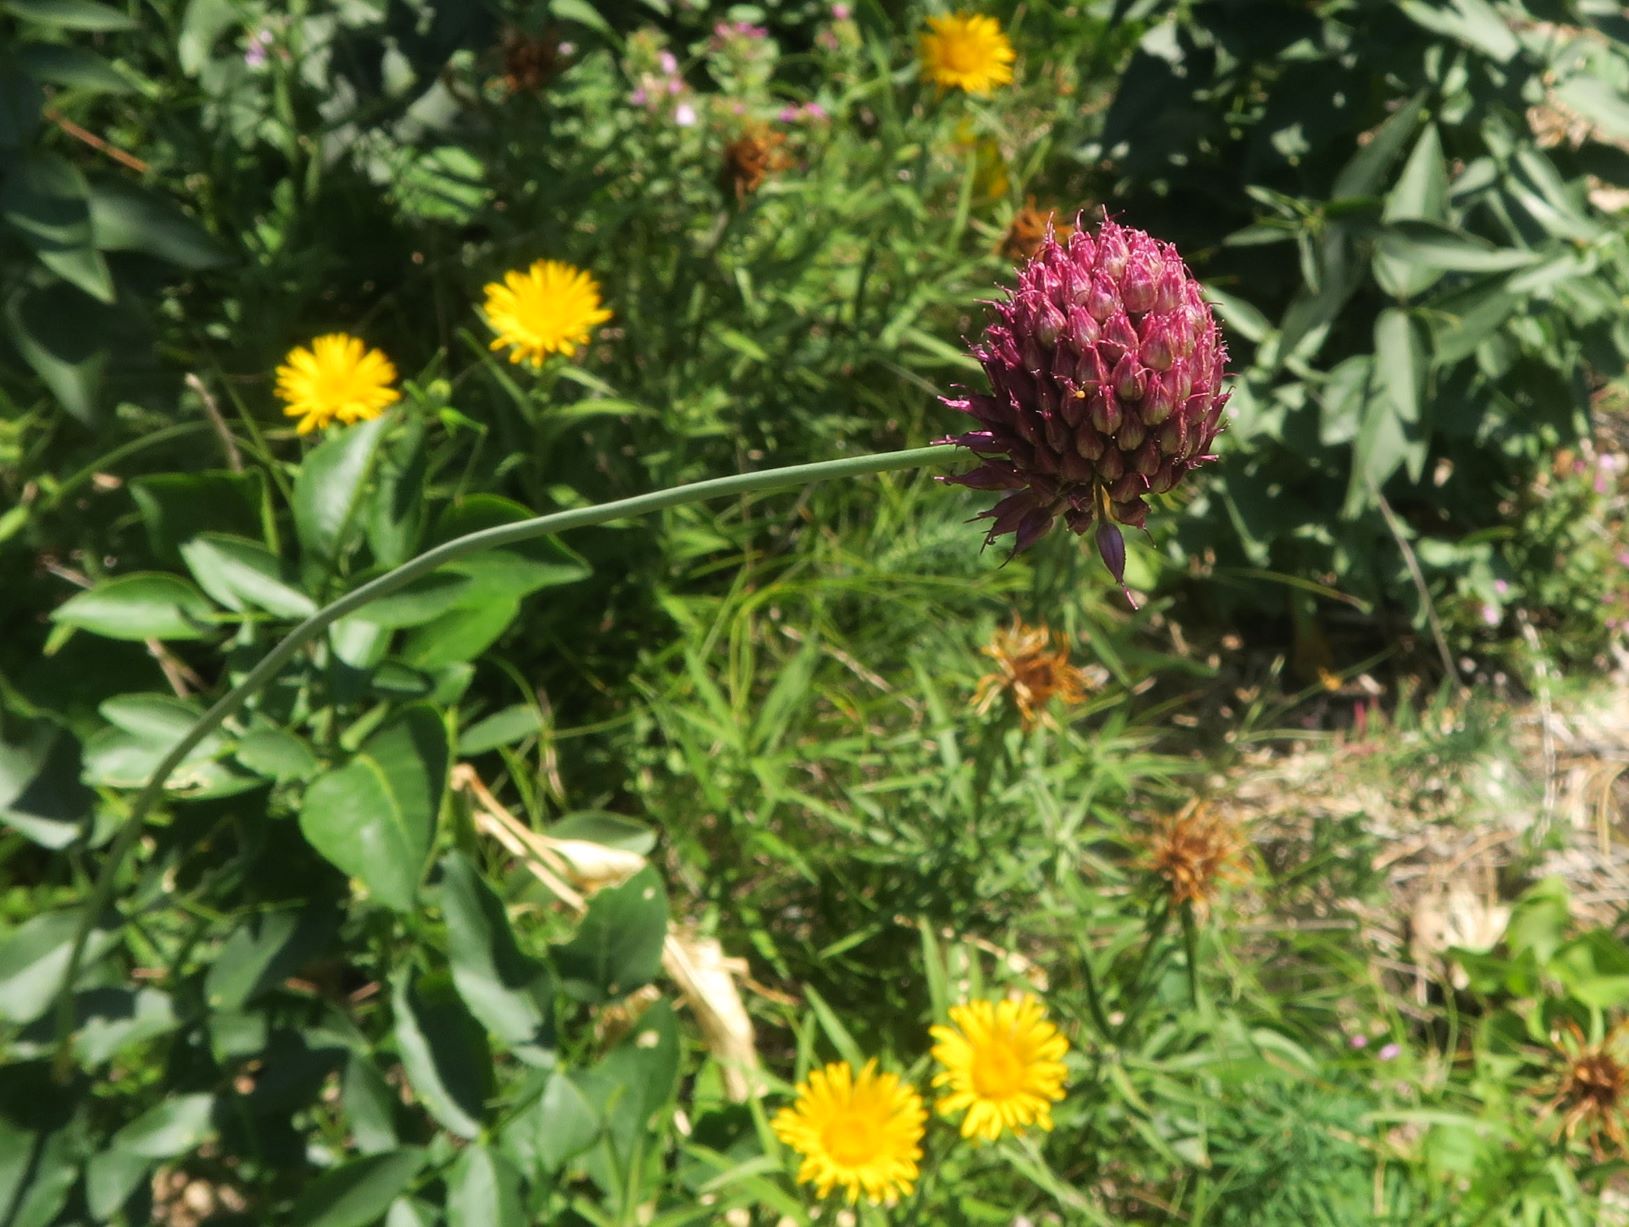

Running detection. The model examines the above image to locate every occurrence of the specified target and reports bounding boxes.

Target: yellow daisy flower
[482,259,613,367]
[930,994,1069,1141]
[274,333,401,434]
[771,1059,926,1205]
[919,13,1016,95]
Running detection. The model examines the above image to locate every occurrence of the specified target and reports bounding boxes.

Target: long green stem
[53,445,950,1072]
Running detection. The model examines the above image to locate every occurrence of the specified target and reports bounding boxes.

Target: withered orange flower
[972,617,1095,729]
[722,127,791,201]
[1539,1020,1629,1158]
[498,27,561,94]
[1002,200,1074,262]
[1142,800,1249,912]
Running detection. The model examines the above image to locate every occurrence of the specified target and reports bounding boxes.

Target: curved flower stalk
[53,442,952,1066]
[941,214,1230,596]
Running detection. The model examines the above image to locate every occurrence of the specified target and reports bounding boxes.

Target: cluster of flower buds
[940,215,1229,591]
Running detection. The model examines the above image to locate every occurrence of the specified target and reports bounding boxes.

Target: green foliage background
[4,0,1629,1223]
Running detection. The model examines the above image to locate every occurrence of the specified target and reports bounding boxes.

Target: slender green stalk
[1113,900,1173,1048]
[53,445,950,1073]
[1179,900,1201,1007]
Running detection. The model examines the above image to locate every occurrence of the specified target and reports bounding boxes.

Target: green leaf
[16,43,129,91]
[445,1145,524,1227]
[289,1149,427,1227]
[594,999,680,1126]
[4,279,106,422]
[0,908,119,1024]
[1397,0,1517,60]
[205,905,339,1010]
[233,728,318,782]
[549,0,613,36]
[429,495,591,601]
[390,970,491,1139]
[292,414,392,562]
[802,984,865,1069]
[555,866,667,1003]
[112,1093,217,1157]
[1375,220,1541,274]
[387,1198,439,1227]
[298,705,447,912]
[0,152,112,301]
[549,812,657,856]
[1552,930,1629,1009]
[351,572,473,628]
[1332,93,1426,200]
[79,695,250,797]
[0,65,44,148]
[399,596,520,669]
[51,572,216,641]
[1204,285,1272,344]
[87,178,230,269]
[0,1064,80,1227]
[0,723,92,848]
[129,469,266,563]
[1424,273,1523,365]
[97,693,218,751]
[458,705,543,755]
[521,1072,601,1172]
[366,420,426,567]
[181,533,315,619]
[439,853,554,1062]
[1344,308,1427,513]
[1386,124,1449,221]
[1373,126,1451,299]
[2,0,138,29]
[19,985,176,1065]
[1505,878,1571,965]
[343,1056,401,1155]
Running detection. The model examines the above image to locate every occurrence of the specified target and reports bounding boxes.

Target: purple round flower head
[939,214,1229,599]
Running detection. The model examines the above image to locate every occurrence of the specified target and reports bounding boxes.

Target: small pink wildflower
[244,29,272,67]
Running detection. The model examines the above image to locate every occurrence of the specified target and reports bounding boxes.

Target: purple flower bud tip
[941,213,1229,584]
[1095,521,1137,608]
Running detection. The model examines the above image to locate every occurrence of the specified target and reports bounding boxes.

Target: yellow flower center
[482,259,612,367]
[273,333,400,434]
[820,1111,882,1168]
[971,1039,1026,1098]
[941,35,983,74]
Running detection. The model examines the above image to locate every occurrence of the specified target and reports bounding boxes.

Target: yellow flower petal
[274,333,400,434]
[481,259,613,368]
[772,1059,926,1206]
[919,13,1016,95]
[929,994,1069,1142]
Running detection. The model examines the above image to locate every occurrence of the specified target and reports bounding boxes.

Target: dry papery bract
[453,764,765,1100]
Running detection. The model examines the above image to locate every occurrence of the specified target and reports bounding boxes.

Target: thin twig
[185,373,244,473]
[44,107,150,173]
